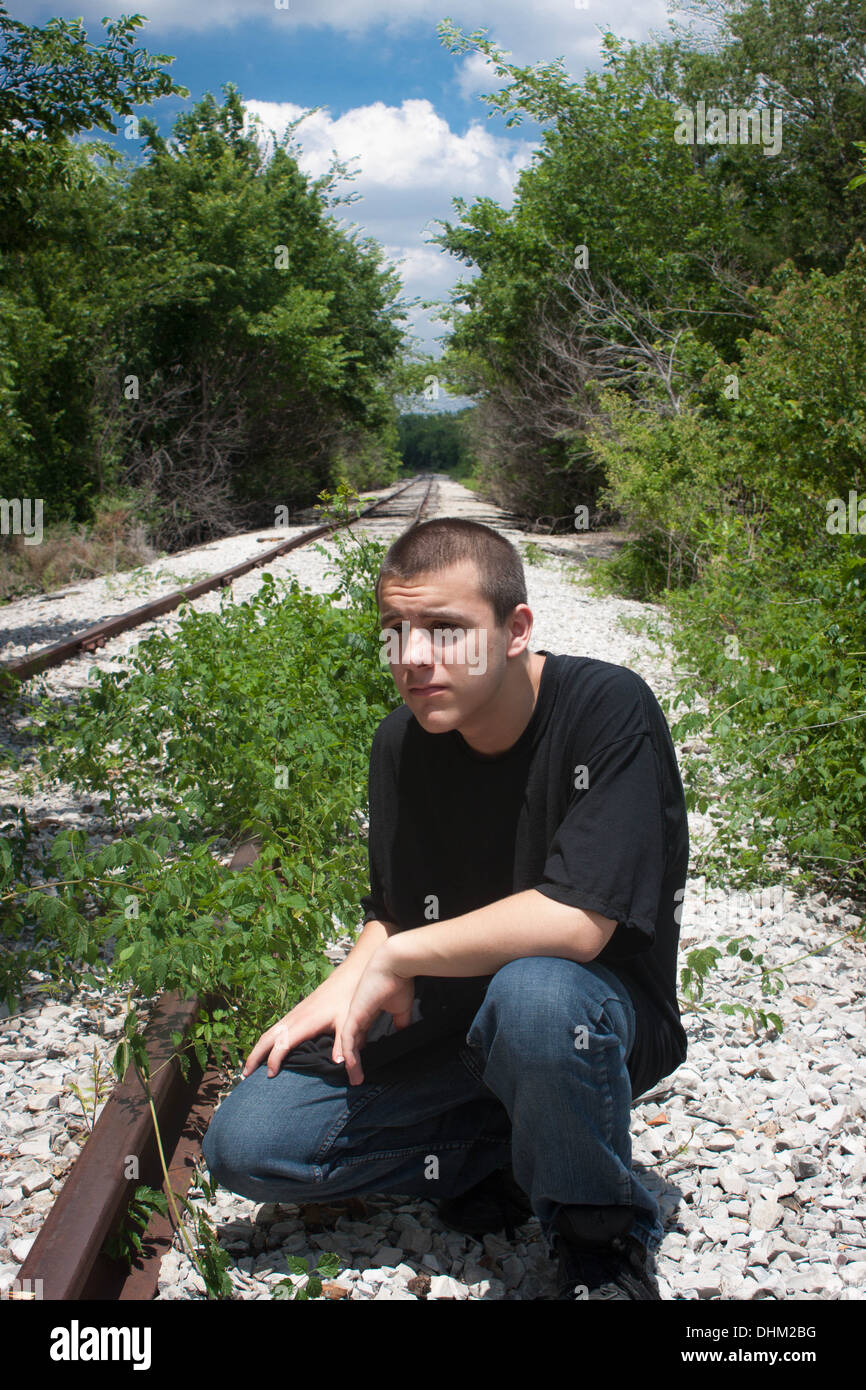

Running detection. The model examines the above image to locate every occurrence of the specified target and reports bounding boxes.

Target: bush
[585,390,738,596]
[0,491,158,601]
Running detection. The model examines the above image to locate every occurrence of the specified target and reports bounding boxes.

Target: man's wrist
[376,932,413,979]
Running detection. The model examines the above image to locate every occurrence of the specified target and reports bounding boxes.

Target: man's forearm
[380,889,617,980]
[333,917,399,980]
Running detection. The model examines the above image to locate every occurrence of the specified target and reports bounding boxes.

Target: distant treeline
[396,410,475,477]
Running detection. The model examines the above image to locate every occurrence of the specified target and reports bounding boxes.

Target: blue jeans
[201,956,664,1254]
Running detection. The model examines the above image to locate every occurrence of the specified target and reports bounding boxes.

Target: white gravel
[1,474,864,1301]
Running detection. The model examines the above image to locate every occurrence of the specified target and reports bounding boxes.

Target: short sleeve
[533,731,666,961]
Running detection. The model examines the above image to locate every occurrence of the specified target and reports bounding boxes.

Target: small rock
[704,1132,737,1152]
[20,1170,52,1197]
[718,1166,747,1196]
[750,1199,783,1232]
[428,1274,463,1299]
[10,1235,35,1263]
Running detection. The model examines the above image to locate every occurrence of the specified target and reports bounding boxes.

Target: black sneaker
[554,1230,662,1300]
[437,1165,534,1240]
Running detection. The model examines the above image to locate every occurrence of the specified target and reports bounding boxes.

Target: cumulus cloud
[245,97,533,198]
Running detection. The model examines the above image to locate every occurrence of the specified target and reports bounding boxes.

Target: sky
[10,1,688,387]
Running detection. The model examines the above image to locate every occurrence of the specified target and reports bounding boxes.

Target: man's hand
[242,966,361,1079]
[339,950,415,1087]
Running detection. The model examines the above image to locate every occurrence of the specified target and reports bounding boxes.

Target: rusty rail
[13,838,262,1301]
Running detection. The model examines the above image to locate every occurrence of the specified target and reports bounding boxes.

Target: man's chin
[406,694,461,729]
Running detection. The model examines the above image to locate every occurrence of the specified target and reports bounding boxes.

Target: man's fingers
[241,1033,273,1078]
[265,1034,295,1077]
[242,1028,295,1078]
[343,1042,364,1087]
[340,1025,366,1086]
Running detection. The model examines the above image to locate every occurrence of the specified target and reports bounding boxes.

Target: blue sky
[11,1,684,366]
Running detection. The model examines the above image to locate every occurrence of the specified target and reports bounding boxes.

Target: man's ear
[505,603,534,657]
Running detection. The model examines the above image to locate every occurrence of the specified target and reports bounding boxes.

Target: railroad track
[0,472,438,694]
[8,473,439,1300]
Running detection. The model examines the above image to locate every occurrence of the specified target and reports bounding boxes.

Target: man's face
[377,560,512,734]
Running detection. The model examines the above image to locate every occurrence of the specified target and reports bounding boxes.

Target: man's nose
[405,627,434,665]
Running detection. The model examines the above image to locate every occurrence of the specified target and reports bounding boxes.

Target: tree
[109,85,406,541]
[433,5,866,520]
[433,25,746,518]
[0,4,187,252]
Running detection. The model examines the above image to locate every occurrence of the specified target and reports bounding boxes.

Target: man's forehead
[378,561,486,610]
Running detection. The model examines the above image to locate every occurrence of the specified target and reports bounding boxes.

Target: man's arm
[379,889,617,980]
[336,891,617,1084]
[333,917,400,980]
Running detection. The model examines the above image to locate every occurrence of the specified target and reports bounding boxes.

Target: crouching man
[202,516,689,1300]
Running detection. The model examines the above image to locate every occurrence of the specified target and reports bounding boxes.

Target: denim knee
[200,1066,323,1190]
[467,956,635,1065]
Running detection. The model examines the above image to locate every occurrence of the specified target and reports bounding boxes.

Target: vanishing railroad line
[1,472,437,694]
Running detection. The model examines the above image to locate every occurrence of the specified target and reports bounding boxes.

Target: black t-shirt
[284,652,689,1101]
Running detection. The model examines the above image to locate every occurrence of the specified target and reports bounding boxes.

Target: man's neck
[457,651,547,758]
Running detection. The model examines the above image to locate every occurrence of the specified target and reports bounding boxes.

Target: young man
[202,517,689,1300]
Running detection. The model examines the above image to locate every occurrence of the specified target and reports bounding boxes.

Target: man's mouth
[408,684,448,696]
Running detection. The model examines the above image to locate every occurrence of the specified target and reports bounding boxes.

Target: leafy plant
[273,1251,341,1300]
[67,1043,115,1134]
[102,1184,169,1268]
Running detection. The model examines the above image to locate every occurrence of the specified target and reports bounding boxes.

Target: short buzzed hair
[375,517,527,627]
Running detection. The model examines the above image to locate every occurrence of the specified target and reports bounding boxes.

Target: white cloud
[455,50,512,101]
[245,98,533,198]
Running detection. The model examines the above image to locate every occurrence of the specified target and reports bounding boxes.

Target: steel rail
[0,473,433,692]
[13,839,262,1301]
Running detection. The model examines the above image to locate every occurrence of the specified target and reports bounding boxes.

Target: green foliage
[67,1044,115,1133]
[716,243,866,522]
[0,58,407,540]
[434,5,866,520]
[273,1251,340,1300]
[0,4,187,256]
[586,389,734,594]
[1,534,392,1297]
[1,538,400,1051]
[679,933,785,1035]
[666,0,866,274]
[666,538,866,893]
[431,23,745,518]
[102,1185,169,1268]
[521,541,549,567]
[0,6,185,142]
[397,410,474,475]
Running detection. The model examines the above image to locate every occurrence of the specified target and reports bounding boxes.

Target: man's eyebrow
[378,608,475,627]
